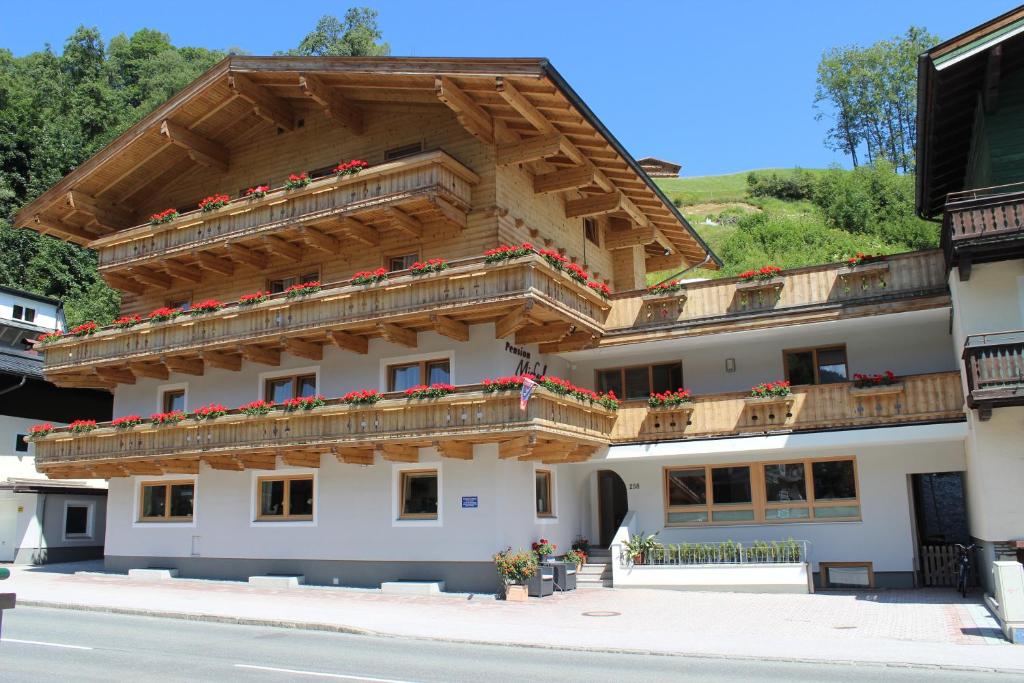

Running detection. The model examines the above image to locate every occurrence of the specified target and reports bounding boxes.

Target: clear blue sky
[1,1,1015,176]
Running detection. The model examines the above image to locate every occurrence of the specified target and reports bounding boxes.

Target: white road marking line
[3,638,94,650]
[234,664,418,682]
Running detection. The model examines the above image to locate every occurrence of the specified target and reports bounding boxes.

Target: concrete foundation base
[128,568,179,581]
[381,581,445,595]
[248,575,305,588]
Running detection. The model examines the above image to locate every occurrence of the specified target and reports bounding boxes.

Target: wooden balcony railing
[41,253,610,386]
[943,184,1024,278]
[963,331,1024,420]
[610,372,964,443]
[91,150,478,276]
[32,385,618,479]
[598,250,947,344]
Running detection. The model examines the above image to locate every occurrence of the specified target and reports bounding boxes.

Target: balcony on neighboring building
[30,384,617,479]
[963,331,1024,419]
[943,183,1024,279]
[611,371,964,443]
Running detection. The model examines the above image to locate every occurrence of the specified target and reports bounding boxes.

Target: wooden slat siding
[609,372,964,443]
[945,188,1024,243]
[97,152,475,270]
[31,388,616,468]
[604,251,947,332]
[41,254,610,374]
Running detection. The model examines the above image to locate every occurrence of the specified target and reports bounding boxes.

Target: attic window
[384,143,423,161]
[12,305,35,323]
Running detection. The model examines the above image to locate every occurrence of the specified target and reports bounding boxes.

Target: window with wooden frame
[166,295,192,312]
[820,561,875,589]
[387,358,450,392]
[139,481,195,522]
[783,345,848,386]
[596,362,683,401]
[664,456,860,526]
[399,469,438,519]
[387,252,419,272]
[161,388,186,413]
[268,269,320,294]
[384,142,423,161]
[264,373,317,403]
[535,469,554,517]
[584,217,600,246]
[256,474,314,521]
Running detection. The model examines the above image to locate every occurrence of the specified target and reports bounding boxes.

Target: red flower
[149,208,179,225]
[284,281,322,297]
[190,299,223,314]
[351,268,389,285]
[238,400,275,415]
[246,185,270,197]
[238,291,270,305]
[29,423,54,436]
[113,314,142,329]
[147,307,183,322]
[69,419,98,433]
[150,410,186,425]
[198,194,231,212]
[112,415,142,429]
[341,389,382,404]
[69,321,97,337]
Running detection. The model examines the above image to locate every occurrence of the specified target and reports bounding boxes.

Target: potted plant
[532,538,557,564]
[564,549,586,572]
[745,380,793,404]
[850,370,904,397]
[735,265,784,306]
[624,531,661,566]
[493,547,537,601]
[840,252,889,292]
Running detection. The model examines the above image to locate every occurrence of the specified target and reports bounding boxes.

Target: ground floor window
[63,501,93,539]
[139,481,195,522]
[257,474,314,521]
[664,456,860,526]
[399,469,438,519]
[535,469,554,517]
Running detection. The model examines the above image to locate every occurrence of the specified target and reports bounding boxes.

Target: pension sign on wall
[506,341,547,377]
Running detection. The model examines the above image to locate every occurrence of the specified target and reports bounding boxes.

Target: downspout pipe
[653,252,714,287]
[0,375,27,398]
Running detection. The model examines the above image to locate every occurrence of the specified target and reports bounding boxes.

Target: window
[388,359,450,392]
[584,217,600,246]
[384,142,423,161]
[783,346,848,385]
[264,373,317,403]
[535,469,554,517]
[139,481,195,521]
[664,457,859,526]
[268,270,319,294]
[15,434,28,453]
[820,562,874,589]
[257,474,314,521]
[63,503,91,538]
[399,469,438,519]
[596,362,683,400]
[162,389,186,413]
[166,296,191,312]
[12,305,35,323]
[388,253,418,272]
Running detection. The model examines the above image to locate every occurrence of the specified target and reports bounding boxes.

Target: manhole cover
[581,611,621,617]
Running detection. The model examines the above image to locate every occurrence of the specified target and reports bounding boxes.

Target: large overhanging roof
[14,56,719,268]
[916,5,1024,218]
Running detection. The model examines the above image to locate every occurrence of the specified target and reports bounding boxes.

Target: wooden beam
[377,323,417,348]
[429,314,469,342]
[496,132,563,166]
[494,302,536,340]
[333,217,379,246]
[202,456,244,471]
[159,119,228,172]
[379,444,419,463]
[385,207,422,238]
[239,345,281,366]
[604,224,656,250]
[533,165,595,194]
[103,272,146,295]
[644,253,685,272]
[237,454,277,470]
[261,235,302,262]
[163,356,205,376]
[298,73,364,134]
[433,440,473,460]
[514,322,573,345]
[435,76,493,143]
[165,260,203,283]
[122,156,197,202]
[499,435,536,459]
[95,366,136,385]
[196,252,235,276]
[228,73,295,131]
[158,459,200,474]
[122,461,165,475]
[495,78,554,134]
[282,452,322,468]
[539,330,597,353]
[329,330,369,354]
[201,350,242,371]
[335,448,374,465]
[565,192,622,218]
[64,190,135,227]
[300,226,340,254]
[428,195,468,229]
[130,267,172,289]
[129,362,169,380]
[224,243,268,269]
[283,338,323,361]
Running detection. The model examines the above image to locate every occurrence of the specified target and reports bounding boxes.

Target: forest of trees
[0,10,387,327]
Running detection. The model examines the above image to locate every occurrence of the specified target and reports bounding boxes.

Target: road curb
[15,600,1024,675]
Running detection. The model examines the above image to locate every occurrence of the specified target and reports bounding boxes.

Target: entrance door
[597,470,628,547]
[0,499,18,562]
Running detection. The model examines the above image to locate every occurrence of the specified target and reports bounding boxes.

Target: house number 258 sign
[628,483,640,490]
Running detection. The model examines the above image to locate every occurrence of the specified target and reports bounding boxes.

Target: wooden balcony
[593,250,948,348]
[31,386,617,479]
[610,372,964,443]
[91,151,478,290]
[41,253,611,389]
[963,331,1024,420]
[943,184,1024,279]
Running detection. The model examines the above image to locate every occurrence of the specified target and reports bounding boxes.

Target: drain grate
[581,611,621,617]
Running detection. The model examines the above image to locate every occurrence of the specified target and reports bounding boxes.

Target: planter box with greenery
[493,547,537,601]
[850,371,904,397]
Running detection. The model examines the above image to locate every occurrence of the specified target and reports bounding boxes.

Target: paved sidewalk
[4,562,1023,673]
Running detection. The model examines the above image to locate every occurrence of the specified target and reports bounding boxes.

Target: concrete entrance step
[128,568,178,581]
[249,575,305,588]
[381,581,445,596]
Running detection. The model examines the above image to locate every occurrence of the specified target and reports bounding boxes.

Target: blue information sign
[461,496,478,509]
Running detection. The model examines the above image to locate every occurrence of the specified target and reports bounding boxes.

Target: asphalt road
[0,607,1018,682]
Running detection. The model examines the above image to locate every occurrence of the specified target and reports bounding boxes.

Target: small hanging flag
[520,377,537,411]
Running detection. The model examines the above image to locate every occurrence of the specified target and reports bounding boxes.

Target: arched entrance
[597,470,628,547]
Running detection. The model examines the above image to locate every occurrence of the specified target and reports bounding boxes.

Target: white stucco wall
[0,291,59,331]
[0,414,61,480]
